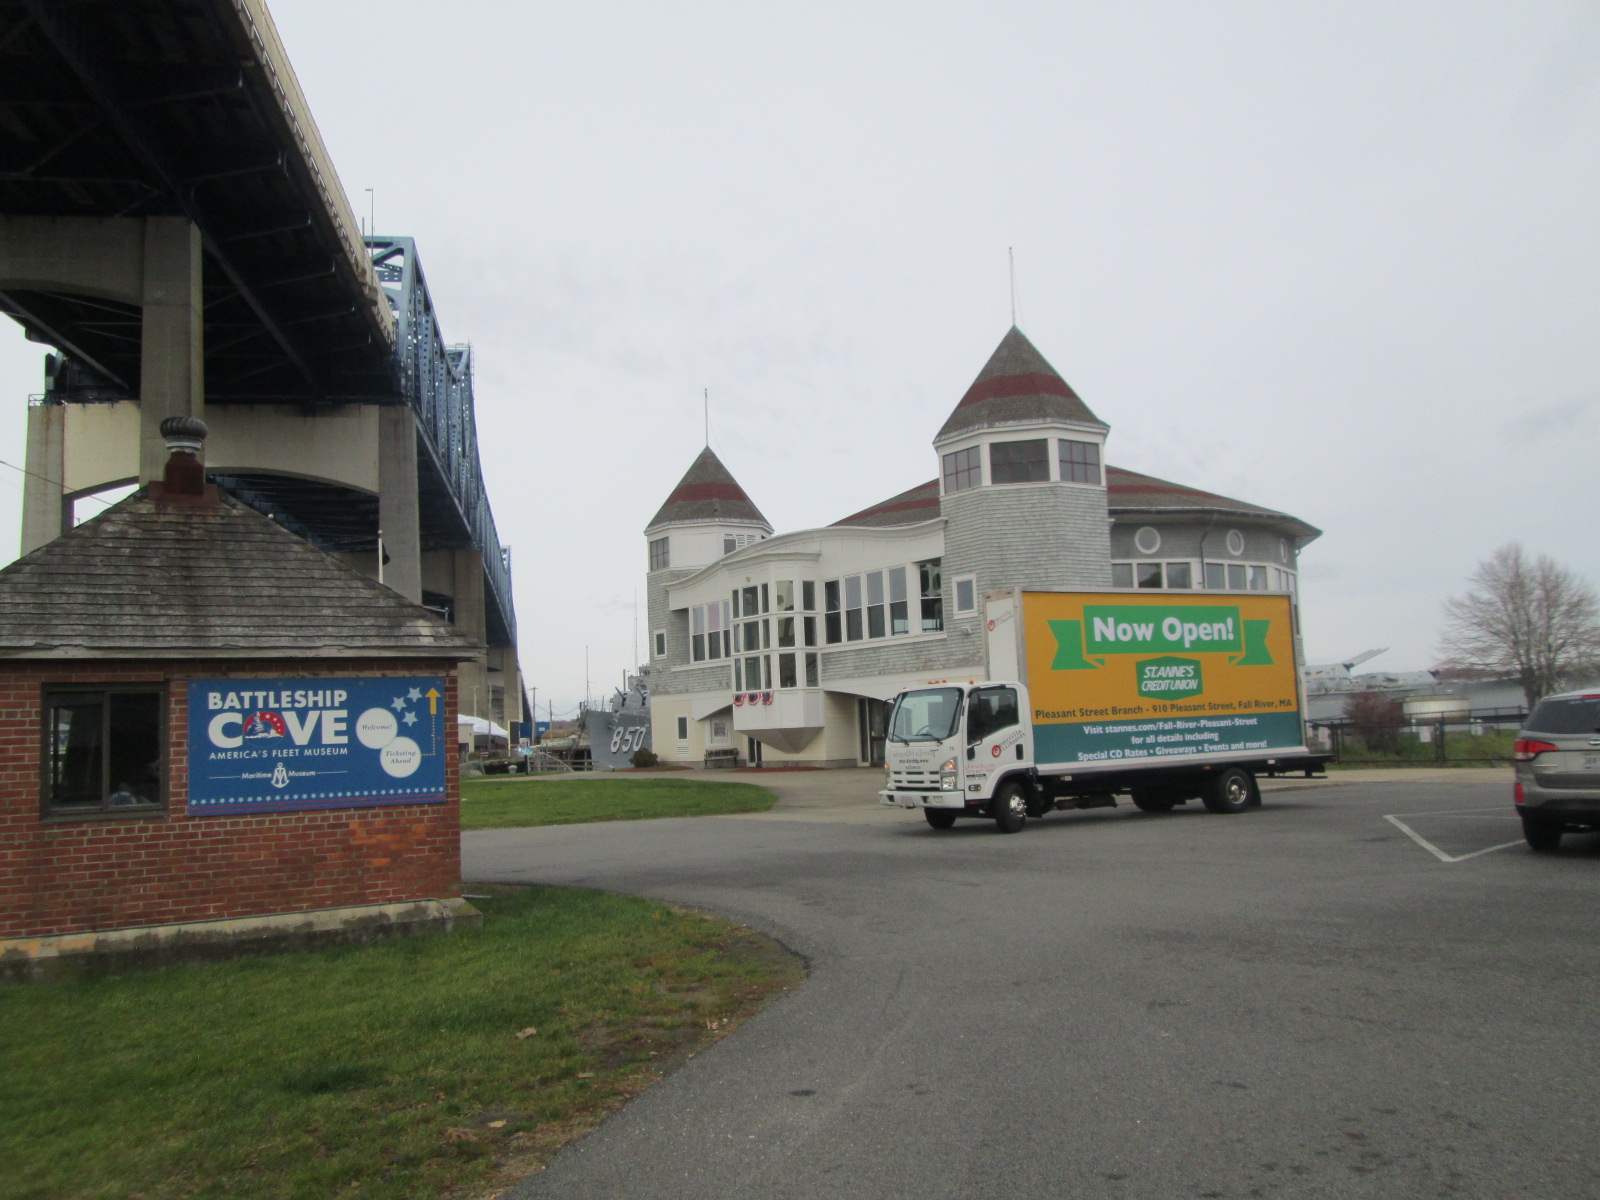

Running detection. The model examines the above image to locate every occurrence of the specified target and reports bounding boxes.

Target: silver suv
[1515,690,1600,851]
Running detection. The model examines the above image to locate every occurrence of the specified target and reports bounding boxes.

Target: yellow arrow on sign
[425,688,441,715]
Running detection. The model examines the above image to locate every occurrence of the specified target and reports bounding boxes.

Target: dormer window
[649,537,669,570]
[989,439,1049,483]
[942,446,982,493]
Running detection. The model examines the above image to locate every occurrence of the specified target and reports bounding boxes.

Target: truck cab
[881,681,1038,832]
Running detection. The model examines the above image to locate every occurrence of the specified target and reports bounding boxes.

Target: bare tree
[1439,544,1600,708]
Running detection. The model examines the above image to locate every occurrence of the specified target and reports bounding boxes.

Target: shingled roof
[0,487,481,660]
[936,326,1106,442]
[832,479,940,528]
[1107,466,1321,540]
[829,466,1320,541]
[646,447,770,531]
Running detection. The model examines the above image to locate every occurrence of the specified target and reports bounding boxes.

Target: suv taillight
[1514,738,1558,762]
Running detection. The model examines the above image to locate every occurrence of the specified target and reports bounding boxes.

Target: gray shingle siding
[820,633,978,680]
[941,485,1112,600]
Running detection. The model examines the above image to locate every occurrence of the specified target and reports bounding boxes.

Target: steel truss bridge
[0,0,514,647]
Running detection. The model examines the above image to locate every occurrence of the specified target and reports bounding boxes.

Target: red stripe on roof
[667,482,751,504]
[957,372,1076,408]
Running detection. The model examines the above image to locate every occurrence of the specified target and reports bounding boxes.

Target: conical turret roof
[936,327,1106,441]
[646,446,770,531]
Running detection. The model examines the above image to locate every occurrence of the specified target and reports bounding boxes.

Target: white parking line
[1384,811,1524,863]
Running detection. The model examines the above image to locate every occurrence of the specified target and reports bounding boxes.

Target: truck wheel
[992,783,1028,833]
[1202,768,1254,814]
[1521,813,1562,852]
[1131,790,1176,813]
[924,809,958,830]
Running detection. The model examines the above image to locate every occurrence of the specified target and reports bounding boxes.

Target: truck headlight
[939,758,957,791]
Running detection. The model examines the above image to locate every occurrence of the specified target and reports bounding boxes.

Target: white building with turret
[644,327,1319,767]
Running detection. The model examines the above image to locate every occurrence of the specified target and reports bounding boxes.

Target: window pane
[890,600,909,635]
[1204,562,1226,589]
[866,572,884,605]
[824,580,840,612]
[955,578,975,612]
[802,581,815,611]
[1112,563,1134,588]
[745,657,762,689]
[708,631,722,659]
[693,634,706,661]
[761,584,769,613]
[867,606,885,638]
[775,580,794,611]
[734,660,742,690]
[1227,564,1247,589]
[846,610,864,641]
[844,575,862,608]
[804,616,817,646]
[826,612,842,643]
[779,653,797,689]
[731,590,741,618]
[743,586,759,615]
[1249,565,1268,591]
[1166,562,1192,589]
[677,716,688,740]
[989,439,1049,483]
[888,566,907,603]
[777,617,795,647]
[1137,562,1163,589]
[723,536,736,554]
[49,696,104,808]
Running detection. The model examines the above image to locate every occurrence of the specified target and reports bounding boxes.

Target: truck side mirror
[966,746,975,761]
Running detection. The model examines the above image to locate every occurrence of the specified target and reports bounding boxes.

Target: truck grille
[890,768,939,791]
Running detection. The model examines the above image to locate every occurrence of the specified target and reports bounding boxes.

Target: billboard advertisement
[1018,591,1304,766]
[187,677,449,815]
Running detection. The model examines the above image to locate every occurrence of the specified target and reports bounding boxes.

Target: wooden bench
[703,748,740,769]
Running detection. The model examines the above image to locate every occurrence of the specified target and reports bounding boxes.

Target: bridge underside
[0,0,522,729]
[0,0,394,404]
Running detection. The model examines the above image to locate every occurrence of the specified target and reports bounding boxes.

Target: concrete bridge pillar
[2,214,204,548]
[378,406,422,603]
[136,217,205,484]
[20,403,67,554]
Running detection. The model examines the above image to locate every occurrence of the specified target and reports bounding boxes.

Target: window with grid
[44,688,164,816]
[989,439,1049,483]
[1058,439,1101,484]
[941,446,982,493]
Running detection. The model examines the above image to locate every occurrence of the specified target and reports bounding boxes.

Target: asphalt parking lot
[466,769,1600,1199]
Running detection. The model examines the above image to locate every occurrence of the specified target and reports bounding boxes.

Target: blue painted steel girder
[369,236,514,645]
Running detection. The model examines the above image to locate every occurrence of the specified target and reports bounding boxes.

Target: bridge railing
[368,236,514,642]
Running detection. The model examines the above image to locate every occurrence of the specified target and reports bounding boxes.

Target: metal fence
[1309,708,1527,765]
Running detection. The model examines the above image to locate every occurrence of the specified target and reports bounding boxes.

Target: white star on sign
[408,687,423,701]
[392,695,407,709]
[403,710,418,726]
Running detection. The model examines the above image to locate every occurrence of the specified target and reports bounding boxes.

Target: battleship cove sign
[187,677,449,815]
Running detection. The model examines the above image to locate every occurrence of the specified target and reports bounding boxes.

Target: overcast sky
[2,1,1596,718]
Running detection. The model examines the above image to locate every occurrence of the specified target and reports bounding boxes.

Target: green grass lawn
[0,886,802,1200]
[460,777,776,829]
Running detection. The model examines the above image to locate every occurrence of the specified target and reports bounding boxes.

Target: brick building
[0,428,480,976]
[644,326,1320,767]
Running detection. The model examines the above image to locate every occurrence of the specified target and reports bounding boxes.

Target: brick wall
[0,658,461,942]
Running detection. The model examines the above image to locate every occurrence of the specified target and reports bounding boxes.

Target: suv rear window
[1524,696,1600,735]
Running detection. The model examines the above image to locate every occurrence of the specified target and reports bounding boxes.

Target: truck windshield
[889,688,964,743]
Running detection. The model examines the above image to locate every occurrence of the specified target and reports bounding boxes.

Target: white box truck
[880,588,1330,832]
